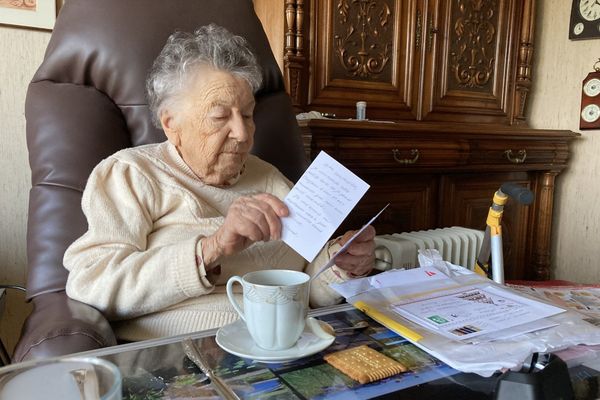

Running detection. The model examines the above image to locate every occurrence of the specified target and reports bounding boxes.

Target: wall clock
[570,0,600,40]
[580,60,600,129]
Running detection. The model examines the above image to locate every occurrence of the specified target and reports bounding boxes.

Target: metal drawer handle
[392,148,420,165]
[504,149,527,164]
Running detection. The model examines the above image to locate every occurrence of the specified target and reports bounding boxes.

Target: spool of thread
[356,101,367,120]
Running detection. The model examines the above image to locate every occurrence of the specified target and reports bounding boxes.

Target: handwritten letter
[282,151,369,262]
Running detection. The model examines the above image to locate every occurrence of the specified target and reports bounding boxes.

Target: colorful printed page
[111,307,460,400]
[281,151,369,262]
[508,284,600,320]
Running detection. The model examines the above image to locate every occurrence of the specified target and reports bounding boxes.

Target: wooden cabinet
[280,0,534,124]
[300,120,577,280]
[255,1,578,280]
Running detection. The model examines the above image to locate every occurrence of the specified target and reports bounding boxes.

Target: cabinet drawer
[469,140,568,167]
[333,138,469,170]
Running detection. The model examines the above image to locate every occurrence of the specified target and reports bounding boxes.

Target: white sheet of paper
[311,203,389,280]
[281,151,369,262]
[468,319,559,344]
[330,265,446,298]
[392,285,565,341]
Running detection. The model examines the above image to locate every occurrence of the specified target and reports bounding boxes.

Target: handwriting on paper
[282,151,369,262]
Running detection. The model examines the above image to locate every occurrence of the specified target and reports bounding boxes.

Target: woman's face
[161,67,256,186]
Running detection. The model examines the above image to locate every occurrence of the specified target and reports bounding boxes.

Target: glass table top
[33,304,600,399]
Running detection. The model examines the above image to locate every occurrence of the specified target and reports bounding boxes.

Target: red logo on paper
[425,270,436,277]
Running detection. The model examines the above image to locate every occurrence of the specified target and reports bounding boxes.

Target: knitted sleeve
[64,158,211,321]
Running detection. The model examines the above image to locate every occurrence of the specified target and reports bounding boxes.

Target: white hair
[146,24,263,128]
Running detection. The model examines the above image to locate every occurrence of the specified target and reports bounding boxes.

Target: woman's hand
[334,225,376,277]
[202,193,288,266]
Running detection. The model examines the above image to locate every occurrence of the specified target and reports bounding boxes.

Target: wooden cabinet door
[308,0,420,121]
[274,0,535,123]
[420,0,520,124]
[440,172,532,280]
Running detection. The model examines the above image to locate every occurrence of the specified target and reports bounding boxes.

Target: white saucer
[216,317,335,363]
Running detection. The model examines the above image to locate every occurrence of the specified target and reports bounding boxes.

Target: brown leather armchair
[13,0,307,362]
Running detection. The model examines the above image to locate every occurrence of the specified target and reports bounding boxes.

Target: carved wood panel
[420,0,515,123]
[272,0,536,123]
[447,0,500,93]
[331,0,394,82]
[308,0,419,120]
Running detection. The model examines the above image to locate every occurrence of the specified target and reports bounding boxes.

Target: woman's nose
[229,113,252,141]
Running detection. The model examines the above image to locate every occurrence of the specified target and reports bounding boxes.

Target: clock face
[580,0,600,21]
[584,78,600,96]
[580,71,600,129]
[570,0,600,39]
[581,104,600,122]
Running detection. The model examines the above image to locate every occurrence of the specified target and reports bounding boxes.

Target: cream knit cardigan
[64,141,348,341]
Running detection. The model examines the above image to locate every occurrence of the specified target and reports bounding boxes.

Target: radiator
[375,227,484,270]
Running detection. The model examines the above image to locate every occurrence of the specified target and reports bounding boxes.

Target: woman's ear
[160,110,181,147]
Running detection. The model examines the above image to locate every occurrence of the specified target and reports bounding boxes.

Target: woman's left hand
[334,225,376,277]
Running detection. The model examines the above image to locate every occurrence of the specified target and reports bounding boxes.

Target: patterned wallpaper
[0,26,47,353]
[529,0,600,284]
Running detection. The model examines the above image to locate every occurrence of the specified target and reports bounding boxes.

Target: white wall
[0,26,49,354]
[0,0,598,358]
[529,1,600,283]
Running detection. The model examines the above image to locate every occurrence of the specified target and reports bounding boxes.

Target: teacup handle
[226,275,245,322]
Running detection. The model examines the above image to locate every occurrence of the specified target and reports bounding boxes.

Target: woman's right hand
[201,193,289,267]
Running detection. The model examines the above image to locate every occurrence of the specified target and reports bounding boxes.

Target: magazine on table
[107,308,459,400]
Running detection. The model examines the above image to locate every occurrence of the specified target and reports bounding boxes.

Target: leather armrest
[12,291,117,363]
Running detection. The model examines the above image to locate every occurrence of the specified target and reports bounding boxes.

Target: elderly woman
[64,24,375,342]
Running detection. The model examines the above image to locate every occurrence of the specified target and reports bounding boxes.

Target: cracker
[324,345,407,384]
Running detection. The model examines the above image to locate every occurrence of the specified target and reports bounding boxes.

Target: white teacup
[226,269,310,351]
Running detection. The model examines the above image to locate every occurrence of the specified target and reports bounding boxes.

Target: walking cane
[474,183,534,284]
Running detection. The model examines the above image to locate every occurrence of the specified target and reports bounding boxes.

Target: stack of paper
[329,255,600,376]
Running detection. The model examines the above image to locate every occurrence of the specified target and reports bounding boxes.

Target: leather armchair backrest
[25,0,306,299]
